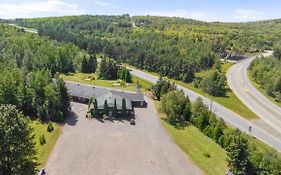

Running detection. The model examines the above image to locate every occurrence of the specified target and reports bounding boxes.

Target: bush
[161,90,191,125]
[203,153,211,158]
[39,134,46,145]
[47,122,54,132]
[50,111,64,123]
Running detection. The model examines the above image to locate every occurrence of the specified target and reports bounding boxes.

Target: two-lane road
[227,51,281,136]
[130,66,281,152]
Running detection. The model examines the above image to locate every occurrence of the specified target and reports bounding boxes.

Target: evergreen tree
[113,99,118,117]
[125,69,132,83]
[200,69,226,97]
[93,99,98,117]
[152,77,176,100]
[0,105,37,175]
[273,42,281,60]
[55,74,70,115]
[122,98,127,116]
[88,54,97,73]
[88,96,94,108]
[226,129,250,175]
[161,90,191,125]
[81,56,89,73]
[98,58,108,79]
[104,100,109,116]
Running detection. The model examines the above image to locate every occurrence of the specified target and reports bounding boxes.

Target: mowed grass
[127,63,258,119]
[162,122,228,175]
[30,121,61,168]
[60,73,153,92]
[154,101,228,175]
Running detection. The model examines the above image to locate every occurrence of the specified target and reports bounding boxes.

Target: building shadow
[92,112,134,124]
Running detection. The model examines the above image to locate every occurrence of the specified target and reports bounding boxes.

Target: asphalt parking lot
[45,97,203,175]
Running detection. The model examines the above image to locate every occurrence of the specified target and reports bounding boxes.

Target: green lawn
[60,73,153,92]
[154,101,228,175]
[162,122,228,175]
[30,121,61,168]
[127,63,258,119]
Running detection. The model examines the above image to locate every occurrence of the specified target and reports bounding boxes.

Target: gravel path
[45,98,203,175]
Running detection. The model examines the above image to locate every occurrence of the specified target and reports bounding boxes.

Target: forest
[12,15,281,85]
[249,44,281,102]
[0,24,87,119]
[0,23,86,174]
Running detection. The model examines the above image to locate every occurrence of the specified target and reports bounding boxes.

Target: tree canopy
[0,105,37,175]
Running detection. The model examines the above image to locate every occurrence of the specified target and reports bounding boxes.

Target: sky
[0,0,281,22]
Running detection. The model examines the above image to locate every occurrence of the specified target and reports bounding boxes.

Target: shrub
[39,134,46,145]
[203,152,211,158]
[50,111,64,123]
[47,122,54,132]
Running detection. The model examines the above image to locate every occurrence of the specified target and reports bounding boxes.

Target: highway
[227,51,281,136]
[130,65,281,152]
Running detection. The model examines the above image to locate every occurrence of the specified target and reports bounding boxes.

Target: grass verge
[127,63,258,119]
[60,73,153,92]
[30,121,61,168]
[155,101,228,175]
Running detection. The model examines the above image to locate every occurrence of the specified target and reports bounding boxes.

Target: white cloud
[93,1,119,8]
[233,9,264,22]
[145,9,212,21]
[0,0,84,19]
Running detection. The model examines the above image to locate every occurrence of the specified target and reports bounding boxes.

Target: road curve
[227,51,281,135]
[130,67,281,152]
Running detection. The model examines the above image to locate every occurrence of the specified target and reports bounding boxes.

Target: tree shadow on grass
[64,72,74,76]
[161,118,190,130]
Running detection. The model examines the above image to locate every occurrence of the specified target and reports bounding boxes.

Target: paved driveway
[45,97,203,175]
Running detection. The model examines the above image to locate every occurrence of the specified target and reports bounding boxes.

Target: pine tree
[0,105,37,175]
[104,100,109,116]
[93,99,98,117]
[88,54,97,73]
[226,129,250,175]
[122,98,127,116]
[81,56,89,73]
[113,99,118,117]
[125,69,132,83]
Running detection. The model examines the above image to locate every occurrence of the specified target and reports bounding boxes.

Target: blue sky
[0,0,281,22]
